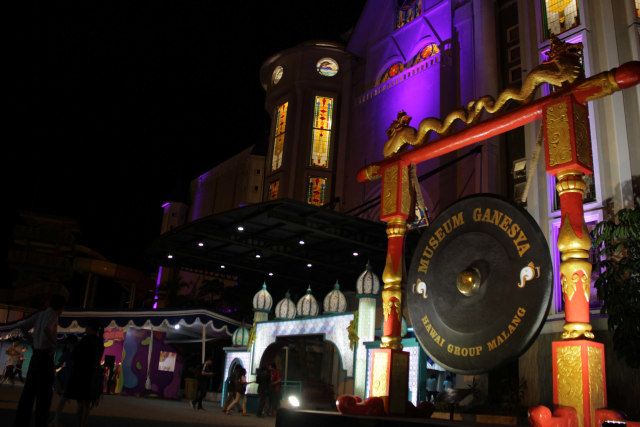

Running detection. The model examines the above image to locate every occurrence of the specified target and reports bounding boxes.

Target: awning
[0,308,240,342]
[146,199,408,296]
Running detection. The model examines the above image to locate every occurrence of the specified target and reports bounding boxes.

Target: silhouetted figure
[191,357,213,410]
[14,294,66,427]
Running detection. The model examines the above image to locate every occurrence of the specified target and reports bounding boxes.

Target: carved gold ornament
[557,346,585,427]
[382,39,583,158]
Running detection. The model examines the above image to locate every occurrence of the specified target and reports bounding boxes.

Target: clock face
[316,57,339,77]
[272,66,284,84]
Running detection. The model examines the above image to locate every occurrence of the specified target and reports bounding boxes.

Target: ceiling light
[167,254,173,259]
[197,242,204,247]
[237,226,244,232]
[307,263,312,268]
[220,265,226,269]
[298,240,305,245]
[268,272,274,276]
[255,254,261,259]
[352,252,359,257]
[174,324,180,330]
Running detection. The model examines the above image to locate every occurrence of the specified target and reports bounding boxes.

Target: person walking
[14,294,66,427]
[191,357,213,410]
[63,320,105,427]
[426,374,438,402]
[224,367,248,416]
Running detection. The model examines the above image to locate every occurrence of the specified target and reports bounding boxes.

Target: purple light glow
[161,202,171,209]
[153,266,163,310]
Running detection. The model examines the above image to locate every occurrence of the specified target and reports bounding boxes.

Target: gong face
[407,195,552,374]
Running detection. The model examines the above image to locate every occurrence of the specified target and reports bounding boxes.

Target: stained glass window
[408,43,440,67]
[307,177,327,206]
[310,96,334,168]
[377,62,405,85]
[396,0,422,29]
[271,102,288,171]
[268,180,279,200]
[542,0,580,38]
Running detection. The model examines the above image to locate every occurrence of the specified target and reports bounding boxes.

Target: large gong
[407,195,552,374]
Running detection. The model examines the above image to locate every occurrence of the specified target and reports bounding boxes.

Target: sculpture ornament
[383,36,583,158]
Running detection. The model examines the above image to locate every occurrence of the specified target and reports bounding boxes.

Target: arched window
[377,62,404,86]
[408,43,440,67]
[271,102,288,171]
[396,0,422,29]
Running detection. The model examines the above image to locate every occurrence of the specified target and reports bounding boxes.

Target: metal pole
[145,326,154,390]
[284,346,289,384]
[201,323,206,364]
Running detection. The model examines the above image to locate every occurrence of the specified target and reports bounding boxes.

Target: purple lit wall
[153,266,163,310]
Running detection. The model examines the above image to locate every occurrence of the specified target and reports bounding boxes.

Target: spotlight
[237,226,244,232]
[197,242,204,247]
[298,240,305,245]
[352,252,359,257]
[255,254,261,259]
[268,272,274,276]
[306,263,312,268]
[288,395,300,408]
[220,265,226,269]
[167,254,173,259]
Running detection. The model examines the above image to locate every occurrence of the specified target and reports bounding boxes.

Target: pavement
[0,383,275,427]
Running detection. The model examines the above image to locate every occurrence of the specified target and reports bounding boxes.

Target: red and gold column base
[369,348,409,415]
[552,340,606,427]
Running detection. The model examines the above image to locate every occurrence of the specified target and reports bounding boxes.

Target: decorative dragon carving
[383,36,584,158]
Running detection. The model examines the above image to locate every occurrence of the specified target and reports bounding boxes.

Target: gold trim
[557,346,585,427]
[382,165,399,216]
[556,173,587,196]
[573,104,592,169]
[562,322,595,340]
[546,102,573,167]
[588,346,605,427]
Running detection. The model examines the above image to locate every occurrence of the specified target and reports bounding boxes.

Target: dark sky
[7,1,366,273]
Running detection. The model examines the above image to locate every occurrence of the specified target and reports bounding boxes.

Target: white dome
[356,262,381,296]
[252,282,273,313]
[275,292,297,319]
[323,281,347,313]
[232,326,250,346]
[296,286,319,317]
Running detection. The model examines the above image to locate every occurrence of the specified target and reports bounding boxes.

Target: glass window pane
[543,0,580,38]
[268,181,279,200]
[310,96,334,168]
[271,102,288,171]
[307,177,327,206]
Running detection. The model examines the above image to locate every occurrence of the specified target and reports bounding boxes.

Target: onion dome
[323,281,347,313]
[275,291,297,320]
[356,261,381,297]
[296,286,319,317]
[232,326,250,346]
[252,282,273,313]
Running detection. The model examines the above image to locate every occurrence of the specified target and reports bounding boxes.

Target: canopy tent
[0,308,240,344]
[146,199,418,296]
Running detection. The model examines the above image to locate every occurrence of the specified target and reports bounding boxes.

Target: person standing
[442,374,453,391]
[14,294,66,427]
[63,320,105,427]
[51,334,78,426]
[426,374,438,402]
[191,357,213,410]
[255,366,271,417]
[268,363,281,416]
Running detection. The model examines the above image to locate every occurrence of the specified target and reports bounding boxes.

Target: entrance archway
[259,335,350,410]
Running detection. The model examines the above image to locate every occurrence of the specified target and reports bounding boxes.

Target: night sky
[7,1,366,276]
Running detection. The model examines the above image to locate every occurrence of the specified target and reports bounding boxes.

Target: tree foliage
[591,206,640,369]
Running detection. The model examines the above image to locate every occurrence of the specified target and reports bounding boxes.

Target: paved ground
[0,384,275,426]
